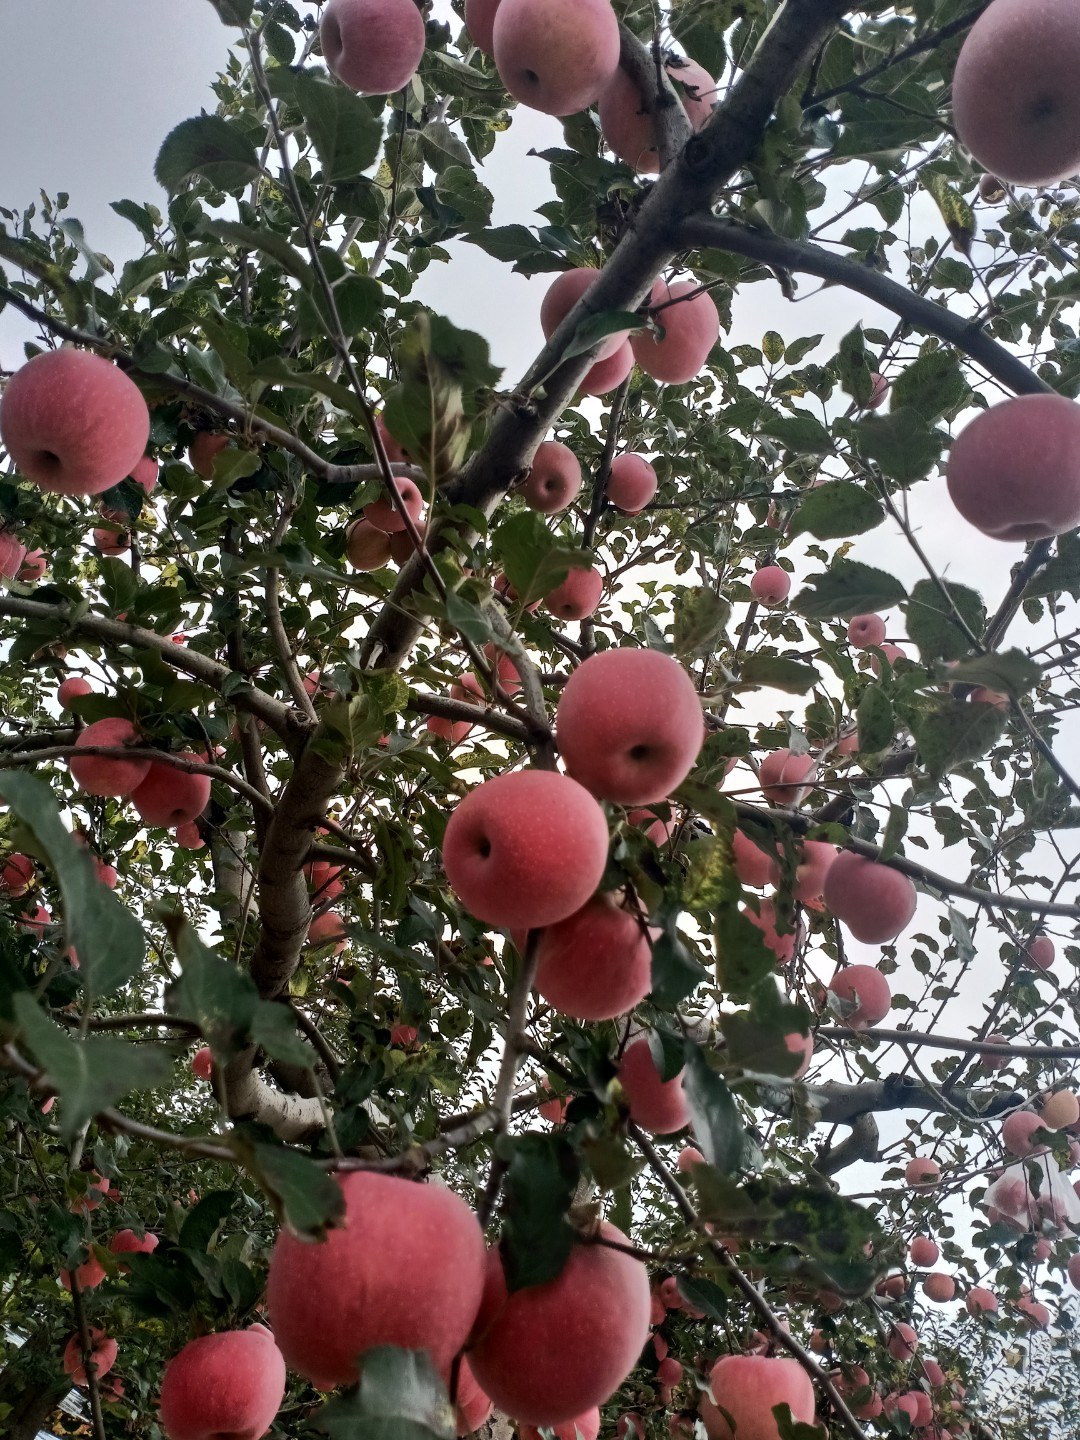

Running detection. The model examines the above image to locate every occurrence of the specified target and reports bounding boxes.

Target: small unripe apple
[1,349,149,496]
[469,1222,650,1424]
[543,565,604,621]
[364,475,425,533]
[905,1156,941,1191]
[131,755,211,828]
[607,454,658,515]
[846,613,886,648]
[0,853,35,897]
[580,341,635,397]
[192,1046,213,1080]
[492,0,621,116]
[1001,1110,1049,1157]
[159,1326,287,1440]
[617,1036,689,1135]
[952,0,1080,187]
[947,393,1080,541]
[541,268,628,361]
[521,440,582,514]
[320,0,426,95]
[749,565,790,608]
[909,1236,939,1267]
[699,1354,815,1440]
[442,769,609,929]
[1023,934,1056,970]
[70,717,151,797]
[189,432,230,479]
[758,748,816,805]
[598,56,714,173]
[63,1328,118,1387]
[631,280,720,385]
[534,893,653,1021]
[827,964,892,1030]
[346,518,393,570]
[556,647,703,805]
[268,1171,485,1390]
[822,850,917,944]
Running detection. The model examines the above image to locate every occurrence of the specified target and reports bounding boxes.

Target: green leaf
[205,0,252,23]
[713,903,778,1002]
[851,408,944,483]
[14,995,169,1142]
[650,925,708,1010]
[0,771,144,998]
[855,685,894,753]
[761,410,833,454]
[794,559,907,620]
[165,912,258,1058]
[692,1171,884,1296]
[250,1002,317,1069]
[247,1142,345,1241]
[269,69,384,182]
[944,649,1040,696]
[491,511,591,605]
[721,998,813,1081]
[155,115,261,193]
[921,172,977,257]
[673,586,730,660]
[198,219,314,285]
[736,654,819,695]
[560,310,642,362]
[178,1190,236,1253]
[912,697,1007,780]
[500,1133,580,1292]
[761,331,785,364]
[905,578,985,662]
[1025,531,1080,600]
[890,349,970,421]
[316,1348,454,1440]
[682,1043,745,1175]
[836,324,873,407]
[789,481,883,540]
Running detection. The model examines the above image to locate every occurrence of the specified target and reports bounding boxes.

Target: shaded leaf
[737,654,819,695]
[795,559,907,619]
[500,1133,580,1291]
[856,685,894,753]
[673,586,729,660]
[682,1043,745,1175]
[789,481,883,540]
[650,925,708,1010]
[155,115,261,193]
[905,578,985,662]
[851,407,943,483]
[247,1142,345,1241]
[912,697,1007,780]
[944,649,1040,696]
[316,1347,454,1440]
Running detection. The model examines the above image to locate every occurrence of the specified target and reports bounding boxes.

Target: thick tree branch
[677,216,1052,400]
[819,1025,1080,1060]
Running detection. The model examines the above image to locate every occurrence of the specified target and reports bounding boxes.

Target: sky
[2,1,1077,1346]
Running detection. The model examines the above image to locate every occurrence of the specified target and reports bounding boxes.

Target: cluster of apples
[65,715,210,830]
[1,840,117,947]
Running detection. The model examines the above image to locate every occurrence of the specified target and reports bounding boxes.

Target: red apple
[846,613,886,648]
[70,1172,110,1213]
[0,531,27,578]
[677,1146,704,1173]
[442,769,610,929]
[544,566,604,621]
[175,821,205,850]
[946,393,1080,541]
[1023,934,1056,970]
[606,454,657,515]
[189,432,230,479]
[617,1036,689,1135]
[905,1156,941,1191]
[520,1410,600,1440]
[63,1328,118,1387]
[866,373,889,410]
[0,853,35,897]
[308,908,345,947]
[1001,1110,1049,1157]
[17,546,47,581]
[822,850,917,944]
[130,454,158,492]
[541,268,628,361]
[60,1252,107,1291]
[320,0,426,95]
[0,349,149,496]
[827,964,892,1030]
[909,1236,939,1267]
[749,565,790,607]
[952,0,1080,187]
[455,1354,494,1435]
[757,748,816,806]
[631,280,720,385]
[192,1046,213,1080]
[534,892,653,1021]
[465,0,501,55]
[580,341,635,397]
[469,1223,650,1424]
[769,839,837,905]
[109,1228,159,1270]
[556,647,703,805]
[1017,1295,1050,1328]
[923,1272,955,1303]
[159,1326,287,1440]
[699,1354,815,1440]
[131,754,211,828]
[268,1171,485,1390]
[492,0,620,116]
[979,172,1007,202]
[346,517,394,570]
[70,717,152,797]
[364,475,425,533]
[743,899,798,966]
[870,641,907,676]
[375,411,411,463]
[521,440,582,514]
[731,829,773,889]
[58,676,93,708]
[1039,1089,1079,1129]
[887,1322,918,1362]
[598,56,714,173]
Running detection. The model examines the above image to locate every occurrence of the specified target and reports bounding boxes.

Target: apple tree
[2,0,1080,1437]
